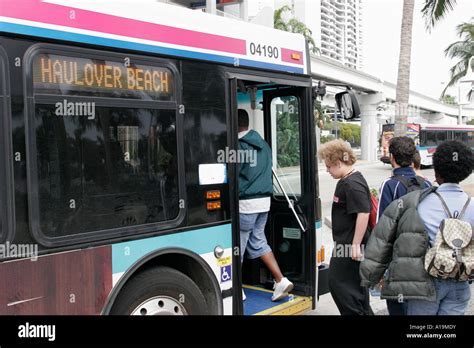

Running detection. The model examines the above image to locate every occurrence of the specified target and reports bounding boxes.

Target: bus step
[243,285,312,315]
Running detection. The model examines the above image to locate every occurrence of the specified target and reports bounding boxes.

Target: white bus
[0,0,355,315]
[381,123,474,167]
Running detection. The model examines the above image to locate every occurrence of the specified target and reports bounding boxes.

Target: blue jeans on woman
[406,278,471,315]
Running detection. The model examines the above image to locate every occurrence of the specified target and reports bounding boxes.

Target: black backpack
[392,175,427,193]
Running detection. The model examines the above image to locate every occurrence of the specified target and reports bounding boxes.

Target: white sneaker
[242,289,246,301]
[272,277,294,302]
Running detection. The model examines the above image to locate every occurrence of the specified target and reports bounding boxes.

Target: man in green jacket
[238,109,293,302]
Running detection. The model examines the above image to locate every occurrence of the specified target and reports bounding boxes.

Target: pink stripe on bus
[281,48,304,65]
[2,0,246,55]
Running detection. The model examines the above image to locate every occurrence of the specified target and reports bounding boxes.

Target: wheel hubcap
[131,296,187,315]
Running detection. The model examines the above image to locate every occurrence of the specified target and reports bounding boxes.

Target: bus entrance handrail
[272,168,306,233]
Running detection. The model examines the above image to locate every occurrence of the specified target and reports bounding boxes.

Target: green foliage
[442,20,474,101]
[422,0,458,32]
[314,100,329,129]
[439,94,457,104]
[467,119,474,125]
[274,5,319,55]
[277,99,300,167]
[338,123,361,146]
[320,135,335,144]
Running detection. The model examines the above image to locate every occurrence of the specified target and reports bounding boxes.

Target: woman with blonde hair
[318,139,373,315]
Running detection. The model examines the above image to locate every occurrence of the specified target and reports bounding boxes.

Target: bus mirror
[335,89,360,120]
[312,81,326,100]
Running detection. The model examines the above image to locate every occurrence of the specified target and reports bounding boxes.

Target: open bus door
[232,78,318,315]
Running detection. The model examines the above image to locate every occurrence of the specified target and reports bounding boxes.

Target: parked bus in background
[380,123,474,167]
[0,0,358,316]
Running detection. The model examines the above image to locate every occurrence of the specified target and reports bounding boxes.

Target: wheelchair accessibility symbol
[220,265,232,283]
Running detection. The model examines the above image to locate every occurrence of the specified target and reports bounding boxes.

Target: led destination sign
[33,54,174,100]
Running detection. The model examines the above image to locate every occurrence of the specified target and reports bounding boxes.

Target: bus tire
[110,266,208,315]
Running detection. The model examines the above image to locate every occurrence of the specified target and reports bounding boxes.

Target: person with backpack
[318,139,373,315]
[376,136,431,315]
[360,140,474,315]
[407,140,474,315]
[377,137,431,221]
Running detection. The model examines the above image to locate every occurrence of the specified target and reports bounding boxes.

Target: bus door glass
[262,87,314,297]
[234,79,315,308]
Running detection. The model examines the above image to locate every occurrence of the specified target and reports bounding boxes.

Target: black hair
[389,136,416,167]
[238,109,249,128]
[433,140,474,184]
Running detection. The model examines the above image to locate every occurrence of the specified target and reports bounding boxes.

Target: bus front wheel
[110,266,208,315]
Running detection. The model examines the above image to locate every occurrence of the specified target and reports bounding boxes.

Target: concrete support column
[239,0,248,21]
[206,0,216,15]
[358,93,385,162]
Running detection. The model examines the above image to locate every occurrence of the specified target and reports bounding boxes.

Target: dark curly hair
[433,140,474,184]
[389,136,416,167]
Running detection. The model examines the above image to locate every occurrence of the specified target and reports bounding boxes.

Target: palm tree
[441,20,474,100]
[421,1,472,100]
[274,5,319,55]
[394,0,460,136]
[394,0,415,137]
[421,0,458,32]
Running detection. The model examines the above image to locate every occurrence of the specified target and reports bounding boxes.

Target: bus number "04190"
[249,43,279,59]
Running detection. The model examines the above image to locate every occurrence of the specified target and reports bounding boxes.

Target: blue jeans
[406,279,471,315]
[240,212,271,262]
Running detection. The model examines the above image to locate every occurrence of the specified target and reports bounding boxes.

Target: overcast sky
[362,0,473,100]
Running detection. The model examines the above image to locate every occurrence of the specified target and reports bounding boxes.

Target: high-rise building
[319,0,363,70]
[257,0,365,70]
[157,0,364,70]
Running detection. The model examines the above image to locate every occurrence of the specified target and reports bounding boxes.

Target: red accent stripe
[2,0,247,55]
[426,127,474,131]
[281,48,304,65]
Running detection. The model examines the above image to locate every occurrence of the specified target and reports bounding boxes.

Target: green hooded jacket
[238,130,273,200]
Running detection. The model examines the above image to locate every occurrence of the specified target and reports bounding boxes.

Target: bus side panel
[181,61,230,226]
[0,246,112,314]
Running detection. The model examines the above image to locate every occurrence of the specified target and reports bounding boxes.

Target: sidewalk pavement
[313,283,474,315]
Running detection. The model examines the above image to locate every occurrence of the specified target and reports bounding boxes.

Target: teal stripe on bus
[417,146,437,150]
[112,224,232,274]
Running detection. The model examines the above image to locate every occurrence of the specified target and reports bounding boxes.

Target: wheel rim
[131,296,188,315]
